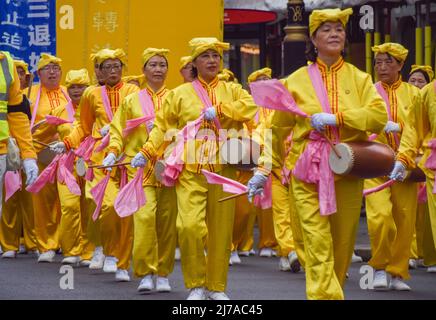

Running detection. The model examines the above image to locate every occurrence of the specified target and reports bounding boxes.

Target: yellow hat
[14,60,29,75]
[372,42,409,62]
[37,53,62,70]
[142,48,170,66]
[179,56,192,70]
[409,64,434,80]
[189,37,230,60]
[122,74,145,86]
[248,67,272,84]
[65,68,91,88]
[309,8,353,36]
[90,48,126,66]
[218,68,238,82]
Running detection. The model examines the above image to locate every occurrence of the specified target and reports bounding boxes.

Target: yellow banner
[56,0,223,88]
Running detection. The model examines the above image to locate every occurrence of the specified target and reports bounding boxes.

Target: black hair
[409,69,430,83]
[191,66,198,79]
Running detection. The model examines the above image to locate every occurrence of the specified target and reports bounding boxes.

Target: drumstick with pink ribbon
[363,179,395,196]
[88,162,131,169]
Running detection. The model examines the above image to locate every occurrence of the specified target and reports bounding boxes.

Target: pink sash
[123,89,155,137]
[291,63,338,216]
[26,154,61,193]
[45,115,73,125]
[4,171,22,201]
[57,151,81,195]
[375,82,400,147]
[114,168,146,217]
[94,86,114,153]
[91,172,111,221]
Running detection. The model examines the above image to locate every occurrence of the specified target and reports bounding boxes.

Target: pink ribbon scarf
[114,168,146,217]
[31,87,71,128]
[4,170,22,201]
[91,172,111,221]
[123,89,156,137]
[94,86,114,153]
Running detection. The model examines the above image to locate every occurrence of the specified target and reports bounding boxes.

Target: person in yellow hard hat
[364,43,421,291]
[28,53,68,263]
[51,49,139,275]
[0,52,38,258]
[33,69,91,265]
[248,8,388,299]
[132,37,258,300]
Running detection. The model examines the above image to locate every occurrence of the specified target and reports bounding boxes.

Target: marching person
[29,53,67,262]
[0,52,38,257]
[132,37,257,300]
[179,56,194,83]
[365,43,421,291]
[106,48,178,290]
[51,49,139,274]
[247,8,387,299]
[33,69,91,265]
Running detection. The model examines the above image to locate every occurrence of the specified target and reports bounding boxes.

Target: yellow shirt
[0,63,36,159]
[141,76,258,174]
[375,79,421,168]
[418,80,436,179]
[258,57,388,174]
[63,81,139,164]
[29,84,69,153]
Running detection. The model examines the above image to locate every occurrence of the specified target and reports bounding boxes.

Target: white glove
[146,121,154,132]
[389,161,406,181]
[50,142,66,154]
[100,124,110,137]
[310,113,337,132]
[247,172,268,203]
[102,152,117,171]
[23,158,39,186]
[204,107,217,121]
[384,121,401,133]
[131,152,148,168]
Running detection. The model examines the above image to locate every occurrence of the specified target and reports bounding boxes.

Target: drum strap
[307,63,339,143]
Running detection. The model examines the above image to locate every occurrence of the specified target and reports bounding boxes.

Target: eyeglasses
[41,65,61,72]
[101,64,122,72]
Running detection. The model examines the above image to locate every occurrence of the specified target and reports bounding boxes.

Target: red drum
[154,159,165,183]
[406,156,426,182]
[76,157,87,177]
[220,137,261,171]
[329,141,395,179]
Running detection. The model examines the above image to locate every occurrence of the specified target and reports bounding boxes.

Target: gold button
[345,89,350,94]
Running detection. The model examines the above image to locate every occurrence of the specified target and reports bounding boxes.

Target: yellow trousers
[423,178,436,266]
[292,175,363,300]
[32,162,61,253]
[365,178,417,279]
[57,181,83,257]
[0,178,37,251]
[78,177,95,260]
[156,185,178,277]
[410,199,426,259]
[84,178,101,248]
[177,167,235,292]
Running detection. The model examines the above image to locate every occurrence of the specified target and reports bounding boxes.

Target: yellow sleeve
[397,89,421,168]
[141,90,178,160]
[216,83,258,122]
[64,92,94,150]
[8,66,22,105]
[338,72,387,134]
[418,82,433,146]
[108,96,128,157]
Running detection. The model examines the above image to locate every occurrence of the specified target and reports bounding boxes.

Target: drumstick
[321,132,341,159]
[33,139,51,148]
[89,161,131,169]
[218,191,249,202]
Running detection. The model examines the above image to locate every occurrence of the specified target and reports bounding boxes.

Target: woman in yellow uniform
[132,38,257,300]
[179,56,194,84]
[407,65,434,270]
[106,48,178,290]
[416,75,436,274]
[0,59,38,258]
[364,43,421,291]
[29,54,67,263]
[51,49,139,274]
[247,8,388,299]
[33,69,90,265]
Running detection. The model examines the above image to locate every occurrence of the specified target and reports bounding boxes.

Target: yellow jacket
[63,82,139,164]
[109,85,169,184]
[0,64,36,159]
[258,58,387,174]
[375,79,421,169]
[33,103,77,142]
[418,81,436,180]
[141,76,258,173]
[29,84,69,153]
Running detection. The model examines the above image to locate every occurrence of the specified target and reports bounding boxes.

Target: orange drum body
[329,141,395,179]
[37,147,57,166]
[407,156,426,182]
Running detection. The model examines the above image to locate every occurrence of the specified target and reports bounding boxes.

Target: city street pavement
[0,218,435,300]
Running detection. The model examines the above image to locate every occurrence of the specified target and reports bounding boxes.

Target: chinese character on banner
[0,0,56,82]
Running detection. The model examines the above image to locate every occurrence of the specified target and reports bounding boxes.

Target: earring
[314,47,318,54]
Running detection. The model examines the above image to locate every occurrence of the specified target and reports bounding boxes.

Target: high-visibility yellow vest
[0,51,13,141]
